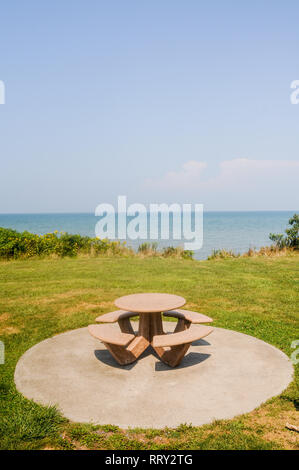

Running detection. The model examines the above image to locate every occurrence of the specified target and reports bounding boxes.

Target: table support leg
[103,342,136,366]
[159,343,192,367]
[138,313,151,341]
[151,315,192,367]
[149,312,167,359]
[174,318,191,333]
[118,317,135,335]
[124,313,151,361]
[126,336,149,358]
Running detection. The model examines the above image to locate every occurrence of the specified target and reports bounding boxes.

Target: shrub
[269,213,299,249]
[138,242,158,254]
[207,249,239,260]
[0,228,130,260]
[162,246,193,259]
[0,228,193,260]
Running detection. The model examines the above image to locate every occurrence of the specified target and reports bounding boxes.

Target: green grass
[0,254,298,450]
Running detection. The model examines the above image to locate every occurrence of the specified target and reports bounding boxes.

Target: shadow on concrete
[94,342,211,370]
[94,346,154,370]
[94,349,135,370]
[155,352,211,371]
[192,338,211,346]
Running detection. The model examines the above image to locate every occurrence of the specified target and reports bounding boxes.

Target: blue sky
[0,0,298,212]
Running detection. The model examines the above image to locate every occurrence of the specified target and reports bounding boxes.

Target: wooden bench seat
[163,309,213,324]
[95,310,137,335]
[88,324,135,347]
[152,324,213,348]
[95,310,136,323]
[152,324,213,367]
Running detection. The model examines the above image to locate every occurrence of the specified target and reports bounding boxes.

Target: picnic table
[88,293,213,367]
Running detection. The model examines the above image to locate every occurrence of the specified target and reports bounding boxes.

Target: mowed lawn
[0,254,298,450]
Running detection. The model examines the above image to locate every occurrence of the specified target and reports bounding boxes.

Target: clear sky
[0,0,298,213]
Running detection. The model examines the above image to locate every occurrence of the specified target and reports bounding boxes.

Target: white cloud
[143,158,299,210]
[206,158,299,190]
[146,158,299,190]
[145,160,207,190]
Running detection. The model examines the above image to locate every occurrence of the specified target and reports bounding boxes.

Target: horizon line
[0,209,297,216]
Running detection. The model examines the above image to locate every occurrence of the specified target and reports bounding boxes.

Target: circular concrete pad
[15,323,293,428]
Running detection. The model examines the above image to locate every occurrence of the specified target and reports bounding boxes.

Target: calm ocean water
[0,211,295,260]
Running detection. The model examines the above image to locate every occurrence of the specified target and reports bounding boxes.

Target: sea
[0,211,295,260]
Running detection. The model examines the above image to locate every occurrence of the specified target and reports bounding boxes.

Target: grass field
[0,254,298,450]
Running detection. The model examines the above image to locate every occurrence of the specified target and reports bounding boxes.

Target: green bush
[269,213,299,249]
[0,228,193,260]
[0,228,129,260]
[207,249,239,260]
[162,245,193,260]
[138,242,158,254]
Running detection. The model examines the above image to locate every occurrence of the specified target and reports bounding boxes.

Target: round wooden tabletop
[114,293,186,313]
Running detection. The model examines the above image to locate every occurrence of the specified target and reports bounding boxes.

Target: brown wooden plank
[88,324,135,346]
[152,325,213,348]
[95,310,136,323]
[149,312,166,358]
[115,293,186,313]
[138,313,151,342]
[173,318,190,333]
[102,342,137,365]
[160,344,191,367]
[164,309,213,324]
[118,317,135,335]
[126,336,150,357]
